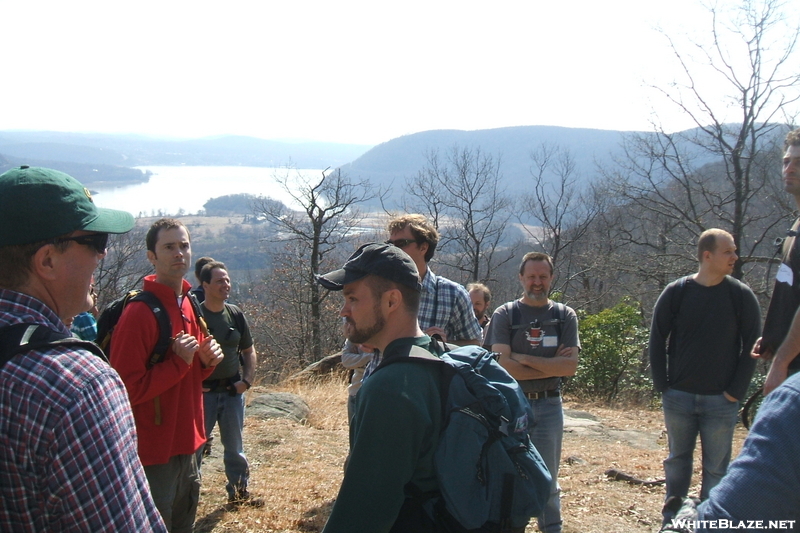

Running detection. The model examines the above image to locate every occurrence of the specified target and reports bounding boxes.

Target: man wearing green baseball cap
[0,166,167,531]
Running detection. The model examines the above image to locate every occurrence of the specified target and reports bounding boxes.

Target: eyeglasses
[385,238,419,248]
[54,233,109,254]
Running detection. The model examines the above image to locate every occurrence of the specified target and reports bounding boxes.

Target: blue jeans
[197,391,250,500]
[528,396,563,533]
[662,388,739,506]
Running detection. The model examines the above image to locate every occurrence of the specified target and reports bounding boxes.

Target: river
[91,166,325,216]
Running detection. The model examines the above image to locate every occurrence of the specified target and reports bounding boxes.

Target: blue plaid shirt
[418,268,482,342]
[0,289,166,532]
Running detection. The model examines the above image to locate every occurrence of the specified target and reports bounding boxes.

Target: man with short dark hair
[0,166,166,531]
[386,214,481,346]
[196,260,261,508]
[317,242,443,533]
[191,256,214,303]
[754,128,800,395]
[649,228,760,524]
[110,218,224,532]
[485,252,580,533]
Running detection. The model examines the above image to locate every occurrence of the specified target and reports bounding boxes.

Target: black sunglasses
[54,233,109,254]
[385,238,419,248]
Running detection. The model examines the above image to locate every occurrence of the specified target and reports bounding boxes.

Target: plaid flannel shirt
[0,289,166,532]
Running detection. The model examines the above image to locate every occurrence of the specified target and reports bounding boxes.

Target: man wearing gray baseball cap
[0,166,166,531]
[318,242,445,533]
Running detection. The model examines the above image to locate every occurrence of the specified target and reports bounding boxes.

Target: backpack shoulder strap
[670,276,688,319]
[667,277,689,355]
[508,300,524,330]
[224,302,249,353]
[0,324,108,368]
[130,291,173,367]
[502,300,527,347]
[224,303,247,334]
[545,302,567,339]
[725,276,745,327]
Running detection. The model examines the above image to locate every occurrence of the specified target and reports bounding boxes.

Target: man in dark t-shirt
[485,252,580,533]
[196,261,259,508]
[754,128,800,395]
[649,229,760,523]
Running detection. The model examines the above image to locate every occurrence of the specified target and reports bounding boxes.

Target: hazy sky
[2,0,797,145]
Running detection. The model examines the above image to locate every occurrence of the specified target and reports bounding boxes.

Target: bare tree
[403,146,517,284]
[519,144,605,308]
[251,167,375,362]
[605,0,799,292]
[94,224,151,310]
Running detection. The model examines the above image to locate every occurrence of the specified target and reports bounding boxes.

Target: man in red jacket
[111,218,223,533]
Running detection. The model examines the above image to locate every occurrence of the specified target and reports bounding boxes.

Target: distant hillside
[0,131,373,184]
[339,125,634,207]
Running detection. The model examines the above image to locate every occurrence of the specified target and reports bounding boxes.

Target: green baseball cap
[0,165,135,246]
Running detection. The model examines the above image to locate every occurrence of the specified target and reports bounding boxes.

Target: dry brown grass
[195,378,750,533]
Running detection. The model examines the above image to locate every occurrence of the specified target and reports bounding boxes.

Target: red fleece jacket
[110,276,213,466]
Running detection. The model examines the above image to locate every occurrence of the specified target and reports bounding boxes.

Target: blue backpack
[379,341,552,533]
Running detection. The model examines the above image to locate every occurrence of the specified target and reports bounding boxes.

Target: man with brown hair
[0,166,166,531]
[196,260,260,508]
[754,128,800,394]
[386,214,481,346]
[111,218,224,532]
[649,228,760,524]
[485,252,580,533]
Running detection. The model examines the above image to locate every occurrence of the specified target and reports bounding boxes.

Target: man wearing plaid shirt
[0,166,166,532]
[387,214,481,346]
[358,215,482,380]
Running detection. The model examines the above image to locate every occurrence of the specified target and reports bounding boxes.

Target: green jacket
[323,336,443,533]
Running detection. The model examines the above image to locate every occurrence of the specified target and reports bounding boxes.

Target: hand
[232,381,248,394]
[173,331,200,365]
[358,343,377,353]
[425,326,448,343]
[751,337,772,360]
[198,336,224,367]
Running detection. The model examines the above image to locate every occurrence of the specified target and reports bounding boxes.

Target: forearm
[496,352,548,380]
[772,305,800,368]
[341,346,374,369]
[512,348,578,378]
[241,346,257,384]
[450,338,480,347]
[648,300,671,391]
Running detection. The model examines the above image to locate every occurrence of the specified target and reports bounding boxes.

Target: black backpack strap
[725,276,745,328]
[506,300,525,347]
[130,291,173,368]
[0,324,108,368]
[667,277,688,356]
[542,302,566,340]
[224,303,248,350]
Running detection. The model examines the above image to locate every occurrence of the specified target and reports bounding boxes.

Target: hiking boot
[226,490,265,511]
